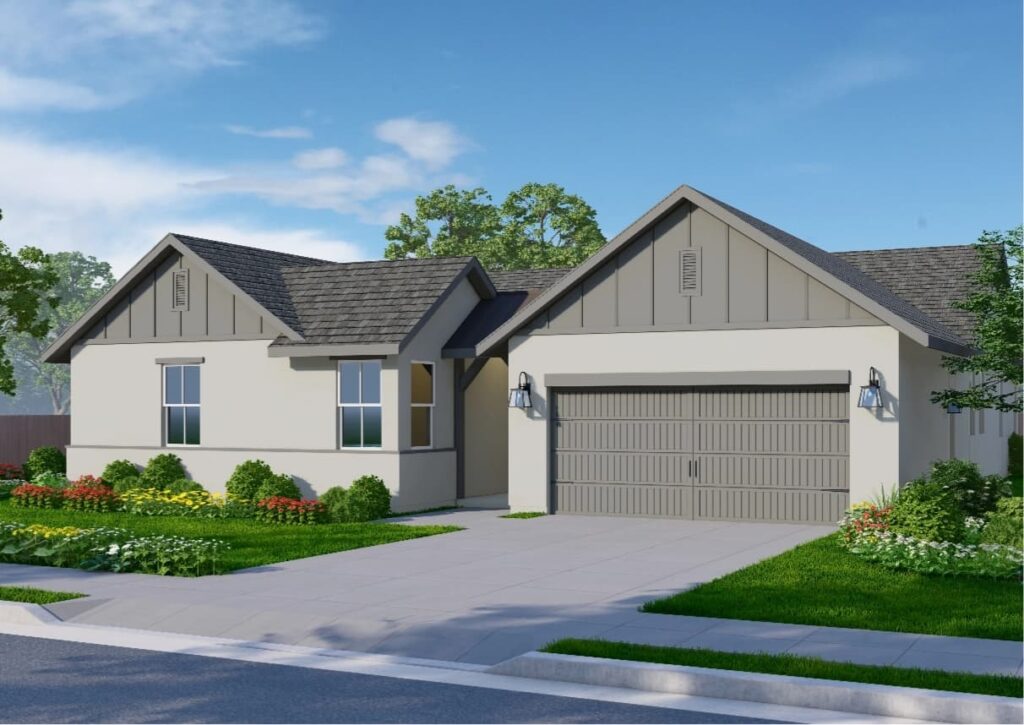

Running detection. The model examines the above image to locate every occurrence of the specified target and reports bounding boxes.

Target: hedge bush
[345,475,391,522]
[980,497,1023,549]
[101,459,140,487]
[112,476,146,494]
[226,460,276,502]
[254,473,300,502]
[140,454,186,490]
[165,478,206,494]
[928,459,1008,517]
[1009,433,1023,478]
[24,446,66,480]
[319,486,348,522]
[888,481,965,543]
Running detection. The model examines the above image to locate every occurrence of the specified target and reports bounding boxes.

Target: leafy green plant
[888,481,965,542]
[928,459,1008,516]
[0,481,19,500]
[23,446,65,479]
[254,473,300,501]
[980,497,1023,548]
[318,486,348,523]
[112,476,145,494]
[165,478,205,494]
[226,459,276,502]
[846,530,1021,579]
[345,475,391,522]
[31,471,68,489]
[140,453,186,490]
[1009,433,1023,478]
[101,459,140,487]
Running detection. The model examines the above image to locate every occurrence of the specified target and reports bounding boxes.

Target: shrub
[888,481,965,542]
[1010,433,1023,478]
[23,446,66,480]
[980,497,1023,549]
[225,459,276,502]
[319,486,348,523]
[0,463,24,481]
[32,471,68,489]
[140,453,186,490]
[254,473,300,502]
[63,485,120,513]
[928,459,1008,516]
[112,476,145,494]
[101,459,140,487]
[345,475,391,522]
[11,484,64,509]
[255,496,325,525]
[165,478,205,494]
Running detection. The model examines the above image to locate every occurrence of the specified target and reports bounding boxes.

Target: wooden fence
[0,415,71,467]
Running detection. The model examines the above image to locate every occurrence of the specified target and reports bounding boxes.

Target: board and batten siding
[84,250,278,344]
[550,386,850,523]
[526,203,879,334]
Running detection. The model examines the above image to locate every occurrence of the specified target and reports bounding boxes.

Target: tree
[931,227,1022,413]
[0,210,57,397]
[384,182,605,270]
[9,251,114,413]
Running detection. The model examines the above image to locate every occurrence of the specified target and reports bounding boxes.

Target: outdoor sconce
[857,367,883,410]
[946,403,962,414]
[508,371,533,409]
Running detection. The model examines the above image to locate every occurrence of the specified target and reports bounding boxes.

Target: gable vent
[679,248,702,296]
[171,269,190,311]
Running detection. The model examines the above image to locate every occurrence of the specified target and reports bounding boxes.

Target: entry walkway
[1,509,1019,675]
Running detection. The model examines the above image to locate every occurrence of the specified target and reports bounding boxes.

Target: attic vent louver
[679,248,701,296]
[171,269,189,311]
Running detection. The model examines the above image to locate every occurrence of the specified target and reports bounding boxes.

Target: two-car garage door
[550,387,849,523]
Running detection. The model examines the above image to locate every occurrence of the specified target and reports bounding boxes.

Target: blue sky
[0,0,1020,275]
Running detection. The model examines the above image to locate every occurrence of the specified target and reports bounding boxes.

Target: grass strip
[543,639,1024,699]
[501,512,546,519]
[0,585,85,605]
[642,534,1023,641]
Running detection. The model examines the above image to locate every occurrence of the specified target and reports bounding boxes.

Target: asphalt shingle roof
[488,268,572,293]
[836,245,981,342]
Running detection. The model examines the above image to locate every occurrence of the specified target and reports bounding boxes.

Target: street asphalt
[0,634,782,723]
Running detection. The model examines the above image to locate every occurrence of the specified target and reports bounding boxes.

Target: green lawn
[501,512,546,519]
[643,534,1023,641]
[543,639,1024,699]
[0,585,85,605]
[0,500,461,573]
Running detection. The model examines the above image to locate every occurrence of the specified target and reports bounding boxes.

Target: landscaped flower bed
[844,529,1022,579]
[0,521,227,576]
[255,496,326,525]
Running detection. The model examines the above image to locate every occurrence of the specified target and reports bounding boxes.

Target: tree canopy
[931,226,1022,413]
[9,251,114,413]
[0,210,58,397]
[384,182,605,270]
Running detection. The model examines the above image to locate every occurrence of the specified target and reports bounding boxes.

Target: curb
[488,651,1023,724]
[0,601,62,626]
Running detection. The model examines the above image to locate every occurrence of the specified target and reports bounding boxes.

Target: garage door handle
[688,461,692,476]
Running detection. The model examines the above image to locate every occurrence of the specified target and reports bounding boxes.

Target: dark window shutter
[171,270,189,311]
[679,248,701,296]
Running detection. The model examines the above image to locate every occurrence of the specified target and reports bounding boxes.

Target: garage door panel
[697,422,849,455]
[554,450,692,485]
[696,388,848,420]
[555,420,693,453]
[553,482,695,517]
[696,487,848,522]
[693,454,849,489]
[555,389,693,420]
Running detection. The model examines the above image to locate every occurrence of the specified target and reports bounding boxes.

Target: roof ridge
[835,244,977,254]
[172,233,333,266]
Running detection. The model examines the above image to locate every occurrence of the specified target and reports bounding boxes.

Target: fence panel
[0,416,71,467]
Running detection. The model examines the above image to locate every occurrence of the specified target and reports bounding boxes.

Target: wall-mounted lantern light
[508,371,533,409]
[857,367,883,410]
[946,403,962,414]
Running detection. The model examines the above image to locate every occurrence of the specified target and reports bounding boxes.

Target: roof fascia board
[267,343,400,358]
[397,259,494,354]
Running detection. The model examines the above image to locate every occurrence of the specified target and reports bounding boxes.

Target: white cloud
[293,147,349,170]
[375,118,469,169]
[225,125,313,139]
[0,68,116,112]
[779,54,915,111]
[0,0,323,112]
[0,129,366,277]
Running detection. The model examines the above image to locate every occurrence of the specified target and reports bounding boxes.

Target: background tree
[385,182,605,270]
[9,252,115,413]
[0,210,57,397]
[931,227,1022,413]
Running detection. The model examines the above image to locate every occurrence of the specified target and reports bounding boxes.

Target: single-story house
[44,185,1014,522]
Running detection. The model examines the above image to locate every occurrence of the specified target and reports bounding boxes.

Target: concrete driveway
[0,510,831,664]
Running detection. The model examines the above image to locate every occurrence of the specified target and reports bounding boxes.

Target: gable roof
[43,234,495,362]
[474,185,972,358]
[836,245,980,342]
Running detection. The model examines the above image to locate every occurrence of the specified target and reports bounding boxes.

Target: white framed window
[163,365,200,446]
[339,361,382,448]
[410,361,434,449]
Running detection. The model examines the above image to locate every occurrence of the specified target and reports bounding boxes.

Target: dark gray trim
[268,343,400,358]
[544,370,851,388]
[459,357,490,392]
[155,357,205,365]
[927,335,973,358]
[454,359,466,500]
[69,445,455,455]
[442,346,477,359]
[524,318,884,337]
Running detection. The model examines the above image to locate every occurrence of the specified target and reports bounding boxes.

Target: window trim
[162,364,201,447]
[410,360,435,450]
[337,360,383,449]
